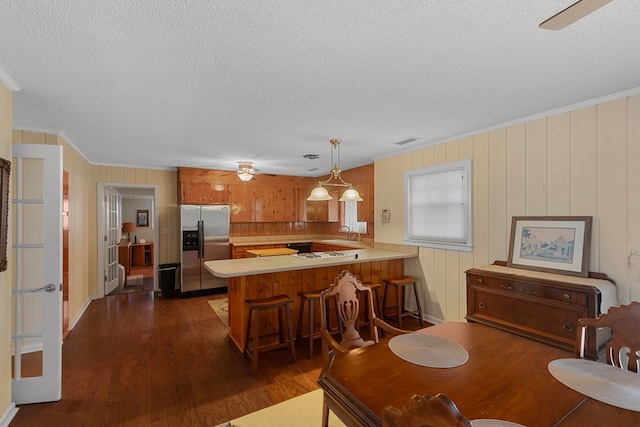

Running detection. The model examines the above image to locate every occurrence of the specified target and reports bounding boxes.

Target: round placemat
[548,358,640,412]
[388,333,469,368]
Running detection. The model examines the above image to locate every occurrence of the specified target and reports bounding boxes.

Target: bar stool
[243,294,296,373]
[361,282,384,338]
[296,290,323,358]
[382,276,424,329]
[362,282,383,320]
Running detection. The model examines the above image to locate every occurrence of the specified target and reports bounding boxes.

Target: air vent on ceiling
[303,154,322,160]
[394,137,420,146]
[307,167,319,172]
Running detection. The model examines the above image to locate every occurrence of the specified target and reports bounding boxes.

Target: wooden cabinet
[179,181,230,205]
[465,262,614,360]
[132,243,154,267]
[255,187,297,222]
[229,183,256,222]
[118,242,132,276]
[298,188,339,222]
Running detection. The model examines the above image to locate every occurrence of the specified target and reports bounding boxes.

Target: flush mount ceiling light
[237,161,255,182]
[307,139,363,202]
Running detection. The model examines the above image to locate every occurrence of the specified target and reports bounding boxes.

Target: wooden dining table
[317,321,640,426]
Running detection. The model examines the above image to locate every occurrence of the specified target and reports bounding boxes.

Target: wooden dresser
[466,261,616,360]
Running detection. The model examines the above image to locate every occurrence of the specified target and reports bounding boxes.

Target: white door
[104,188,120,295]
[11,143,63,404]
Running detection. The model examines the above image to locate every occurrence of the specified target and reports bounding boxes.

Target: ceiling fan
[237,161,256,181]
[539,0,614,30]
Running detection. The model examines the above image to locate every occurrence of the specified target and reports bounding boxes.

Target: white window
[343,200,367,234]
[403,159,472,252]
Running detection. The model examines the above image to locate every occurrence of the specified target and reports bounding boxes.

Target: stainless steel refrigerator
[180,205,230,295]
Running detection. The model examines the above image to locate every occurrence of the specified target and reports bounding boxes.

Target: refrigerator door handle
[198,220,204,259]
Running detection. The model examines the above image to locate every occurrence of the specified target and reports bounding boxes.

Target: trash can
[158,263,179,298]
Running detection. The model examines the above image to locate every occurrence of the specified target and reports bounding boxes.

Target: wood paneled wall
[376,94,640,323]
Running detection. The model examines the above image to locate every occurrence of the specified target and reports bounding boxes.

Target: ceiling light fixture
[237,161,255,182]
[307,139,363,202]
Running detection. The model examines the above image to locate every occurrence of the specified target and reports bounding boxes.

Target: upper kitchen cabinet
[178,167,232,205]
[298,188,339,222]
[255,186,297,222]
[229,183,256,222]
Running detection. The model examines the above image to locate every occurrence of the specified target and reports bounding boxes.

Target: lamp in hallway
[122,222,135,242]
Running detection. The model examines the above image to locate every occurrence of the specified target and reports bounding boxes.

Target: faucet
[339,225,353,241]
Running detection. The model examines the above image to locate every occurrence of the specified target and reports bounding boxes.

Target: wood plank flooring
[11,290,426,426]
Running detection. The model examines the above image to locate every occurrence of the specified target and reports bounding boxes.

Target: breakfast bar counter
[205,248,417,350]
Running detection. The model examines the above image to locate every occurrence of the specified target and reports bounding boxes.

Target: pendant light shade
[307,139,362,202]
[338,187,364,202]
[307,185,333,201]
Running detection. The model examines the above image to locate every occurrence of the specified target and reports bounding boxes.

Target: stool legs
[382,277,424,329]
[243,296,296,374]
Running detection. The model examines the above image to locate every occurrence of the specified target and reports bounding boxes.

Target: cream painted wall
[375,94,640,323]
[11,135,180,318]
[0,84,15,424]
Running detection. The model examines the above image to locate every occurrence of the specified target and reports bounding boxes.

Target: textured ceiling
[1,0,639,177]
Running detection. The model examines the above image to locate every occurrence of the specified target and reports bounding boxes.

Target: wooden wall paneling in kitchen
[230,182,256,222]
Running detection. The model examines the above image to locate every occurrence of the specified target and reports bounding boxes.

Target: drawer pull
[563,293,571,300]
[563,322,574,332]
[501,284,512,290]
[479,302,487,310]
[477,278,483,283]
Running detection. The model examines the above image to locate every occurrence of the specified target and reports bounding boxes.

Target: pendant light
[307,139,363,202]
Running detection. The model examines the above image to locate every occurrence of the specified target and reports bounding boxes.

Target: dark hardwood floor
[11,290,427,426]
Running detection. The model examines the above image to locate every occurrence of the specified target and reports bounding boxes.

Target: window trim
[403,159,473,252]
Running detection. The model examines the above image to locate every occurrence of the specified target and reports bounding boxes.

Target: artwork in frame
[136,210,149,227]
[507,216,592,277]
[0,157,10,272]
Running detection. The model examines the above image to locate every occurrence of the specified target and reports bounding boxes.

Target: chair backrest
[577,301,640,372]
[320,270,379,355]
[382,393,471,427]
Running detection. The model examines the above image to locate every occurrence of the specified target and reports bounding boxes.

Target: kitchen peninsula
[205,247,417,350]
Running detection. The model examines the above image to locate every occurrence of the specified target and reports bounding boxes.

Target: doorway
[96,183,159,299]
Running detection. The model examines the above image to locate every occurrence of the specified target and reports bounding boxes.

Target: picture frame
[507,216,592,277]
[0,158,10,272]
[136,210,149,227]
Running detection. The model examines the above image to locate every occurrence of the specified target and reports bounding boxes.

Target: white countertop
[204,248,416,278]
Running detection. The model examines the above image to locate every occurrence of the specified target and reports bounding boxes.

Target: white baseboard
[0,402,18,427]
[68,297,92,331]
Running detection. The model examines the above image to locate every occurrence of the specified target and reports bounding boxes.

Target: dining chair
[382,393,471,427]
[319,270,410,427]
[576,300,640,372]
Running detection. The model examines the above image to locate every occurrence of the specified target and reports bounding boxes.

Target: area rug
[216,389,346,427]
[208,298,229,329]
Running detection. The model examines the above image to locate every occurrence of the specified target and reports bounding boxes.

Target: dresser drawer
[468,274,542,297]
[468,288,588,344]
[543,287,588,306]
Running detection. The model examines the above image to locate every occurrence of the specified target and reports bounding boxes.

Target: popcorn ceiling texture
[0,0,638,174]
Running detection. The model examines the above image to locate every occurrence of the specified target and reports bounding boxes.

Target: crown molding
[0,66,20,92]
[374,86,640,161]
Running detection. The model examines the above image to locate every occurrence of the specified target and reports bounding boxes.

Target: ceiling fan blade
[539,0,614,30]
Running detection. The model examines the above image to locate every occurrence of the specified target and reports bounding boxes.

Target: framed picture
[507,216,592,277]
[0,158,10,272]
[136,210,149,227]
